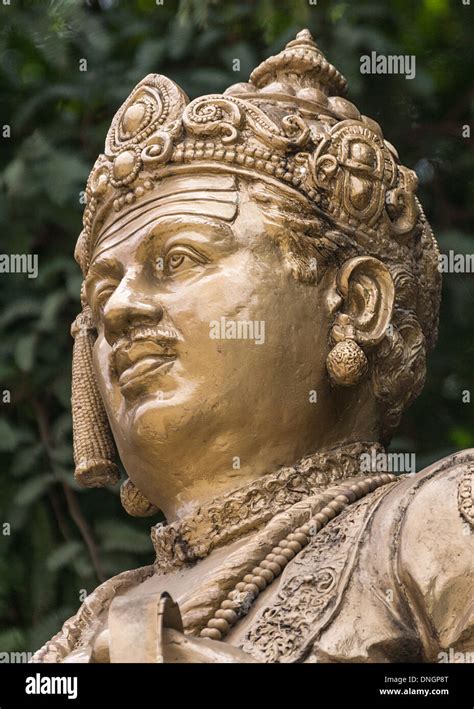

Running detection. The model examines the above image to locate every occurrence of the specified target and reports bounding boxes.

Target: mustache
[112,324,183,352]
[110,325,182,379]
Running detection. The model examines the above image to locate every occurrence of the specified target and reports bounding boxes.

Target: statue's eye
[94,283,116,310]
[163,246,207,275]
[168,254,186,270]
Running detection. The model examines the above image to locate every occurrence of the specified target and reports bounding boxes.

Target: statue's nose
[102,279,164,346]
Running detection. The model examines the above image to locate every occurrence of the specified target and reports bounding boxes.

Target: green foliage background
[0,0,473,653]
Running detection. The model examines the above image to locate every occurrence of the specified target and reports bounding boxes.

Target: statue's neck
[151,440,384,572]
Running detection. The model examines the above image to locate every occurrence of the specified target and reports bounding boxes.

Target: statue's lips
[115,340,176,372]
[113,340,178,393]
[118,355,176,390]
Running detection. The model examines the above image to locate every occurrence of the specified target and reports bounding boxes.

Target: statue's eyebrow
[93,186,239,255]
[142,214,236,249]
[85,257,122,289]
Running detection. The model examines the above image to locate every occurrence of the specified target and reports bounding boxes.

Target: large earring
[326,338,368,387]
[120,478,161,517]
[326,314,368,387]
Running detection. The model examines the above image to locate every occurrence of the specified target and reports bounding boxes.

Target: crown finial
[286,29,318,49]
[249,28,347,96]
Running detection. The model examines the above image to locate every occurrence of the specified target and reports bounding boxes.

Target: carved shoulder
[383,450,474,658]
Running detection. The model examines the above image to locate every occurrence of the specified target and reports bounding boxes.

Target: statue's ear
[332,256,394,347]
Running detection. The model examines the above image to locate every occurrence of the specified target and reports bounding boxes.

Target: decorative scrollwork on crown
[97,74,189,191]
[311,120,397,228]
[182,96,243,144]
[105,74,187,155]
[76,29,426,276]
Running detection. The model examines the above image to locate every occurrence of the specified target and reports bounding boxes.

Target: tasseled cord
[70,302,160,517]
[71,304,120,487]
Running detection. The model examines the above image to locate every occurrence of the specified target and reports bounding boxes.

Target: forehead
[91,173,241,265]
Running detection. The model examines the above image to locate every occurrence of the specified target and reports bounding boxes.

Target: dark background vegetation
[0,0,473,652]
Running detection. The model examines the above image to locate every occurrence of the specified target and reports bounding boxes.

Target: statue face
[85,173,338,516]
[71,30,440,512]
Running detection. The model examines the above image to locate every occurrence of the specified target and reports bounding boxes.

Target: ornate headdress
[71,30,439,507]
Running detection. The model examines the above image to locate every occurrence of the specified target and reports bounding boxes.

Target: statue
[32,30,473,663]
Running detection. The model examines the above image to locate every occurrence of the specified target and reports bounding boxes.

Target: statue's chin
[115,374,200,444]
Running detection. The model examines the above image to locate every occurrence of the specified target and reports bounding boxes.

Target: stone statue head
[71,30,441,520]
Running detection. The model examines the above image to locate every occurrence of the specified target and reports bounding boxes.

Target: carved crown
[75,30,423,274]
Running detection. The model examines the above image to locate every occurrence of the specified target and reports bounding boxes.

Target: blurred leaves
[14,473,56,507]
[0,0,473,654]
